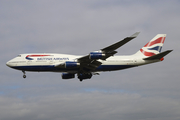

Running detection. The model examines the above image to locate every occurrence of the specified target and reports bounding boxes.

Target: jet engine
[89,51,105,59]
[65,61,80,68]
[62,73,75,79]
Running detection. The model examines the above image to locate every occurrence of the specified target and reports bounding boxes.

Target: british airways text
[37,58,69,60]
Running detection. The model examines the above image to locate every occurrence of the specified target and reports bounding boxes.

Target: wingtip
[163,50,173,56]
[167,49,173,53]
[130,32,140,38]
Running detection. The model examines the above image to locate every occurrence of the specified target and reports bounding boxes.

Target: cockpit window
[17,55,21,57]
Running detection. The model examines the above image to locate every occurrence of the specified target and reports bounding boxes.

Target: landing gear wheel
[22,71,26,78]
[23,75,26,78]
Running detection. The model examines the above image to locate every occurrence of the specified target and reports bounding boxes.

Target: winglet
[130,32,140,38]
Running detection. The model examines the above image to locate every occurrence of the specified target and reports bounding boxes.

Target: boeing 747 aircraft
[6,32,172,81]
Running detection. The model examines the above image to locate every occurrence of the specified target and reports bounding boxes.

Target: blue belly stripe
[11,65,136,72]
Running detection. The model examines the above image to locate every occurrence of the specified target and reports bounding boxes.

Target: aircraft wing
[77,32,140,71]
[101,32,140,52]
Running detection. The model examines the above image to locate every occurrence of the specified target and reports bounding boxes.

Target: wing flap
[81,60,102,70]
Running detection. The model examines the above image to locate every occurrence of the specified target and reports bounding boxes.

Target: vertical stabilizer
[134,34,166,58]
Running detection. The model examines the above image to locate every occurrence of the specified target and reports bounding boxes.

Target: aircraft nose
[6,60,13,67]
[6,61,11,67]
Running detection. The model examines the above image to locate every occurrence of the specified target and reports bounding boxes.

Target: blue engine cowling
[62,73,75,79]
[65,61,80,68]
[89,52,105,59]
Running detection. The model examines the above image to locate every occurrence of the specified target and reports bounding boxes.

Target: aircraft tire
[23,75,26,78]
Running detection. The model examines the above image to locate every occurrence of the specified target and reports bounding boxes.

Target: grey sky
[1,0,180,120]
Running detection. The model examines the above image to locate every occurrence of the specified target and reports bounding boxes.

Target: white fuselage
[6,33,171,81]
[6,53,159,72]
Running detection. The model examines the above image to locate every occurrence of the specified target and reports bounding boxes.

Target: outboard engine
[89,51,105,59]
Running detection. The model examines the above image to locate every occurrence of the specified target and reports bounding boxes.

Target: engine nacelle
[78,73,92,80]
[89,52,105,59]
[65,61,80,68]
[62,73,75,79]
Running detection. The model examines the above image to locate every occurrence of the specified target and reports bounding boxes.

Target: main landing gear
[78,73,92,82]
[22,71,26,78]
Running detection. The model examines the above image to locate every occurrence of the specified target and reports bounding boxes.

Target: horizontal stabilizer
[143,50,173,60]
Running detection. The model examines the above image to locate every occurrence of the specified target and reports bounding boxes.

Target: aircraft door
[49,60,54,65]
[27,60,32,65]
[134,59,137,65]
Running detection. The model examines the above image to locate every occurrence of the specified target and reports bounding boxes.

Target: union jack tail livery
[135,34,166,58]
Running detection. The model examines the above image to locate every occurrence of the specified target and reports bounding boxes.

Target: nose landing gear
[22,71,26,78]
[23,75,26,78]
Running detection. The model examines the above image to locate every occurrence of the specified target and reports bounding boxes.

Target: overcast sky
[1,0,180,120]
